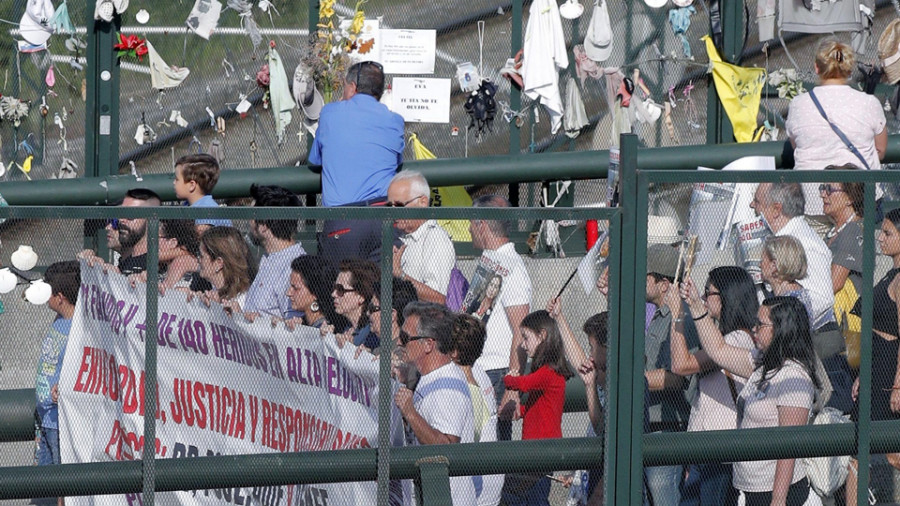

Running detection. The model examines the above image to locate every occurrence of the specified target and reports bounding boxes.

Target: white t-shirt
[687,329,754,432]
[776,217,835,327]
[411,362,477,506]
[785,85,885,215]
[473,243,533,372]
[732,360,815,493]
[400,220,456,295]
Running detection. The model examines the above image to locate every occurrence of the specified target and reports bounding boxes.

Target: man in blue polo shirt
[309,61,405,265]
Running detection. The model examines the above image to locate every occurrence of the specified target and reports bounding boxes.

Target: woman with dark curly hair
[287,255,349,331]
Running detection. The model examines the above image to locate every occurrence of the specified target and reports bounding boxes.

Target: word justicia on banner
[58,260,385,505]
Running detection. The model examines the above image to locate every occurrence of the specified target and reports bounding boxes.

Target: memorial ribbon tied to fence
[60,259,389,506]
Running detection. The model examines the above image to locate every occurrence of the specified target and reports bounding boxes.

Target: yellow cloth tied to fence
[835,279,862,369]
[703,35,765,143]
[409,133,472,241]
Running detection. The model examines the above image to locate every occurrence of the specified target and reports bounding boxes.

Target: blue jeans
[485,367,511,441]
[644,464,683,506]
[37,427,60,466]
[679,463,737,506]
[33,426,60,506]
[502,476,551,506]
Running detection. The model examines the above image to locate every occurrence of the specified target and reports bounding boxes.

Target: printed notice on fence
[392,78,450,123]
[381,30,436,74]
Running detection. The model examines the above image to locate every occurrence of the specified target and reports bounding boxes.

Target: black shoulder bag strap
[808,89,872,170]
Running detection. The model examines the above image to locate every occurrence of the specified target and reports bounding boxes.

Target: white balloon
[135,9,149,24]
[11,245,38,271]
[0,268,15,294]
[25,279,52,305]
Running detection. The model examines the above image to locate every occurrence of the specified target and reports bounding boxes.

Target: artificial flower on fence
[113,33,148,61]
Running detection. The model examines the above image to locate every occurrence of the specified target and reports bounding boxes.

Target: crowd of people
[28,40,900,506]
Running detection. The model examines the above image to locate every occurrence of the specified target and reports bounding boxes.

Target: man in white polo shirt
[388,171,456,305]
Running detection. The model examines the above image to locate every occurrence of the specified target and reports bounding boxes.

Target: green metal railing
[0,204,620,506]
[4,136,900,504]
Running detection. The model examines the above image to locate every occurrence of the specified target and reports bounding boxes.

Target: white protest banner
[391,78,451,123]
[58,261,384,505]
[380,30,436,74]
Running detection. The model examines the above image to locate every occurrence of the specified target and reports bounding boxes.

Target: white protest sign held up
[380,29,436,74]
[391,77,451,123]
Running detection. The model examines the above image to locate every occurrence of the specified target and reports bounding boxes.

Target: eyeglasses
[367,303,381,314]
[702,289,721,301]
[333,284,357,297]
[752,322,773,333]
[400,334,431,346]
[107,218,119,230]
[355,61,384,89]
[385,195,425,208]
[818,184,845,196]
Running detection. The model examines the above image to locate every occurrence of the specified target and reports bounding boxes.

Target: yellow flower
[350,11,365,35]
[319,0,335,18]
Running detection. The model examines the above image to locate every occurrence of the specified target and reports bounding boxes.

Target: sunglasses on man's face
[107,218,119,230]
[399,334,431,346]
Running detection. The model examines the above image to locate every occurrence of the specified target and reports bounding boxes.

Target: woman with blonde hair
[785,38,886,215]
[197,226,257,306]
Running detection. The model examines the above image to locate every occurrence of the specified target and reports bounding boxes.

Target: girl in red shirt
[502,310,573,505]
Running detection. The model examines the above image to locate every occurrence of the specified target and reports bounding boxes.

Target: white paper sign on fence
[391,78,451,123]
[381,30,436,74]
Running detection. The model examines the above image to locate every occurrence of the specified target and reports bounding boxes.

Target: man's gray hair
[390,170,430,200]
[472,194,512,238]
[765,183,805,218]
[403,301,454,354]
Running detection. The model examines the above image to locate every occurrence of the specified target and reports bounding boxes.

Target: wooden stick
[556,267,579,299]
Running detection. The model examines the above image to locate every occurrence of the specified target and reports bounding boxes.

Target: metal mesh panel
[0,1,90,182]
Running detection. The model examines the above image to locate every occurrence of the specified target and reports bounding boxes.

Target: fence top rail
[639,168,900,185]
[0,205,622,221]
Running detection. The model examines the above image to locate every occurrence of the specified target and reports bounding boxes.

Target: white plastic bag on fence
[803,407,851,497]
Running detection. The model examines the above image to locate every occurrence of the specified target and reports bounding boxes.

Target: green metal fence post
[615,133,642,506]
[415,456,453,506]
[143,216,160,505]
[377,218,396,505]
[508,0,524,206]
[855,182,877,505]
[84,7,120,178]
[604,208,623,506]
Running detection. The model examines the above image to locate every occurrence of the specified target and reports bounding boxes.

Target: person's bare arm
[405,276,446,305]
[547,297,588,368]
[770,405,810,505]
[392,245,448,305]
[645,369,686,392]
[831,263,851,295]
[664,288,714,376]
[394,387,461,445]
[876,127,888,161]
[680,278,754,378]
